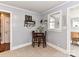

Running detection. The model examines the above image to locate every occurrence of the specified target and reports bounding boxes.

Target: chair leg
[45,40,47,47]
[32,42,34,47]
[43,39,46,48]
[43,42,45,48]
[38,38,40,47]
[43,40,45,48]
[38,42,40,47]
[44,42,46,47]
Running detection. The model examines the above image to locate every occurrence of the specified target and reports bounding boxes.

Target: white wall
[0,3,41,49]
[42,2,79,50]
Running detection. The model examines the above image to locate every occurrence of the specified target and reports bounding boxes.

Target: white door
[1,13,10,44]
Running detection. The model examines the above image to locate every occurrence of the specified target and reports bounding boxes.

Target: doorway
[70,32,79,57]
[0,12,10,52]
[67,4,79,57]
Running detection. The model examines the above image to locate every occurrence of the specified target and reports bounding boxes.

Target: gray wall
[42,1,79,50]
[0,1,79,50]
[0,3,41,48]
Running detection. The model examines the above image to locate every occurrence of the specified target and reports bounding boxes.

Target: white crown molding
[0,3,27,11]
[0,3,39,14]
[0,2,69,15]
[42,2,70,15]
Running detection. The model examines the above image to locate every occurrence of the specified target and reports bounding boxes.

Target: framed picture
[25,15,32,21]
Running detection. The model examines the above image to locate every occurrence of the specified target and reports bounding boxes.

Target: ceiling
[0,1,65,13]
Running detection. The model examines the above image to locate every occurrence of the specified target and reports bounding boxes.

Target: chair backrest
[71,32,79,38]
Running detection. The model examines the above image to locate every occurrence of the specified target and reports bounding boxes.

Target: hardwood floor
[0,43,10,52]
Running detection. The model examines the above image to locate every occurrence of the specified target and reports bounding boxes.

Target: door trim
[0,9,12,50]
[67,4,79,55]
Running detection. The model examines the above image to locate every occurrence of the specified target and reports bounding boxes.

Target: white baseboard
[47,42,69,54]
[11,42,69,55]
[11,42,32,50]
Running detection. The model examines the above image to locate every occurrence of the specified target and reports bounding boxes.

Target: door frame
[67,4,79,55]
[0,9,12,50]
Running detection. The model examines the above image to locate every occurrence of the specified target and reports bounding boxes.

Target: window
[48,11,62,31]
[49,17,55,29]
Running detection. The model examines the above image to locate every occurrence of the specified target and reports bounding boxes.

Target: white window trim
[48,10,62,32]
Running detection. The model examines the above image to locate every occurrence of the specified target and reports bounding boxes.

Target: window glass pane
[73,21,79,28]
[49,23,55,29]
[49,17,55,22]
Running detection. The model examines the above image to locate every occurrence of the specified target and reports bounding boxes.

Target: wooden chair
[0,33,1,45]
[0,39,1,45]
[71,32,79,45]
[44,31,47,47]
[32,31,47,48]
